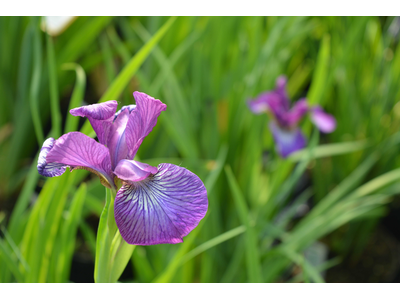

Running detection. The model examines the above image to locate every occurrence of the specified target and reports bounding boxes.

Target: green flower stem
[94,188,135,283]
[94,188,115,283]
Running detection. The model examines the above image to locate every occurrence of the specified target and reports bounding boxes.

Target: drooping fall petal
[270,121,306,158]
[45,132,114,188]
[114,163,208,245]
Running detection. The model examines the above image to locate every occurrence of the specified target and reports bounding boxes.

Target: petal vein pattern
[125,92,167,159]
[114,163,208,245]
[45,132,114,188]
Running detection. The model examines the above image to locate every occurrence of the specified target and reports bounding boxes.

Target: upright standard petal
[285,98,309,127]
[70,100,118,145]
[125,92,167,159]
[46,132,114,188]
[270,121,306,158]
[114,159,158,183]
[37,137,67,177]
[114,163,208,245]
[107,109,130,169]
[310,106,336,133]
[275,75,290,109]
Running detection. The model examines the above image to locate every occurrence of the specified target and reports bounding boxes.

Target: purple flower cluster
[38,92,208,245]
[248,76,336,157]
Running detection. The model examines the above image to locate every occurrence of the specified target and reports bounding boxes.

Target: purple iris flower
[37,92,208,245]
[247,76,336,157]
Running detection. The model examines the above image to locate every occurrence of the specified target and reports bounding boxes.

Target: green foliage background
[1,16,400,282]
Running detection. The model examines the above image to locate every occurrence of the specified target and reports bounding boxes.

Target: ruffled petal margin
[114,163,208,245]
[125,92,167,159]
[44,132,114,188]
[37,138,67,177]
[70,100,118,145]
[270,121,306,158]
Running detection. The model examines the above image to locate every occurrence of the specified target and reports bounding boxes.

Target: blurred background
[1,16,400,283]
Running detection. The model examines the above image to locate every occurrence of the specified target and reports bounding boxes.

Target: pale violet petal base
[270,122,306,158]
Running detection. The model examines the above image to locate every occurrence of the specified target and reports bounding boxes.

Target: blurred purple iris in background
[38,92,208,245]
[248,76,336,157]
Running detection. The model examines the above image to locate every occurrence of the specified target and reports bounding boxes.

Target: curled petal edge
[37,137,67,177]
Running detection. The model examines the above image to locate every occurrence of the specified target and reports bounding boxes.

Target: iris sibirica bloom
[38,92,208,245]
[248,76,336,157]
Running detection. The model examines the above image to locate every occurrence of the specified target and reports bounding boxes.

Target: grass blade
[179,225,246,265]
[62,63,87,133]
[225,165,262,283]
[46,33,61,137]
[80,16,177,137]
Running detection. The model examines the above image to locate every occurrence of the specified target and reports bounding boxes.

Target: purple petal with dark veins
[114,159,158,183]
[125,92,167,159]
[310,106,336,133]
[46,132,114,188]
[286,98,309,127]
[114,163,208,245]
[70,100,118,145]
[37,137,67,177]
[270,121,306,158]
[107,109,130,169]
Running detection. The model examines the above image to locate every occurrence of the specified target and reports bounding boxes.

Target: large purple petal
[114,163,208,245]
[37,138,67,177]
[46,132,114,188]
[285,98,309,127]
[310,106,336,133]
[270,121,306,158]
[70,100,118,145]
[114,159,158,183]
[125,92,167,159]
